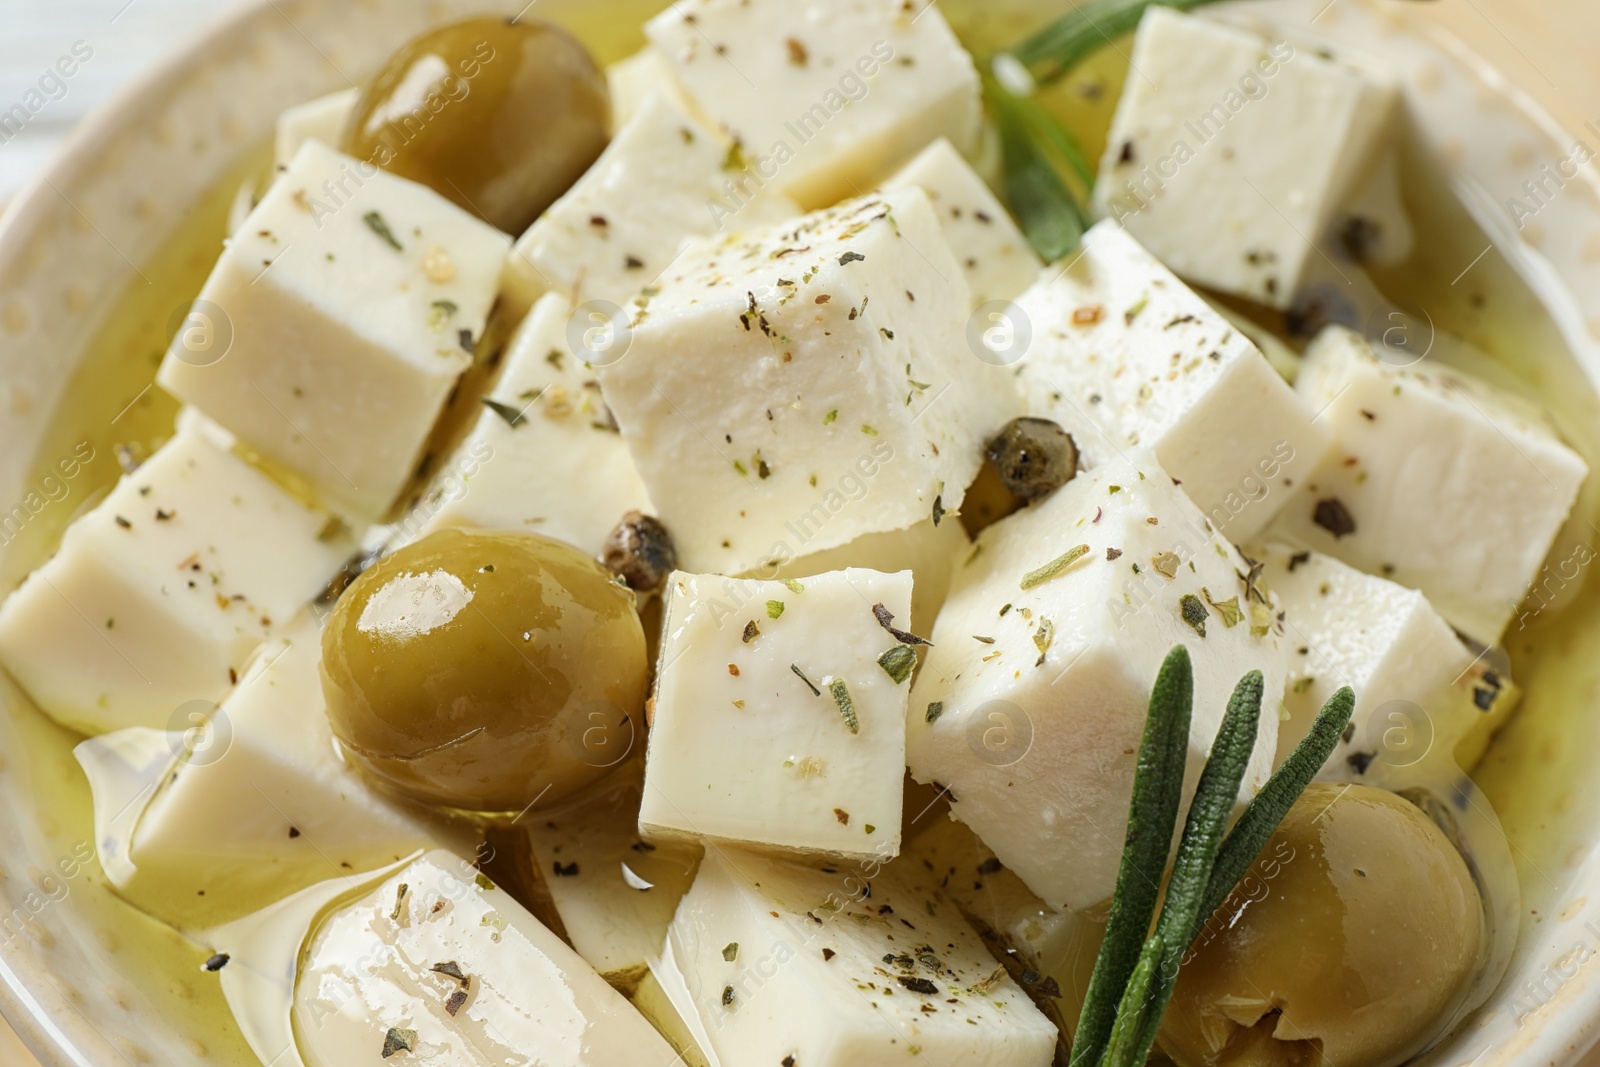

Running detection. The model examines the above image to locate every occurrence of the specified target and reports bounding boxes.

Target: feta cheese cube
[906,451,1288,911]
[157,141,511,518]
[77,615,444,931]
[757,517,968,639]
[274,89,357,169]
[1093,7,1397,308]
[1254,543,1478,776]
[1016,221,1329,543]
[645,0,982,208]
[667,847,1058,1067]
[1269,326,1588,645]
[600,187,1020,574]
[415,293,652,556]
[0,424,357,736]
[213,850,675,1067]
[606,47,693,133]
[640,568,912,860]
[510,93,799,308]
[525,768,702,992]
[884,137,1041,305]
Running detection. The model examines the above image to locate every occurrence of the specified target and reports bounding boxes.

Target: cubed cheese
[600,187,1020,574]
[1269,326,1588,645]
[1254,543,1479,776]
[525,767,702,993]
[510,93,799,308]
[644,0,982,208]
[0,424,357,735]
[75,615,443,931]
[756,517,969,639]
[606,46,693,129]
[212,850,675,1067]
[640,568,912,860]
[157,140,511,518]
[883,137,1041,305]
[667,847,1058,1067]
[1093,7,1397,308]
[1016,221,1329,542]
[415,293,652,556]
[906,450,1288,911]
[274,89,358,169]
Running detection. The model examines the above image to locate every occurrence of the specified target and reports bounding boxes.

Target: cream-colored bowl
[2,0,1600,1064]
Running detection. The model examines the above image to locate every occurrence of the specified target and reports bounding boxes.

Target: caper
[1160,783,1484,1067]
[602,511,677,593]
[984,417,1079,501]
[341,16,610,234]
[320,529,646,814]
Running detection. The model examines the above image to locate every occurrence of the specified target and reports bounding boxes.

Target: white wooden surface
[0,0,1597,1065]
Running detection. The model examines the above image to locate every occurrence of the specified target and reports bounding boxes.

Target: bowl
[1,0,1599,1064]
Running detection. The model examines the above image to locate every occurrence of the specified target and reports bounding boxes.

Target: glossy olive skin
[1161,784,1483,1067]
[321,529,646,814]
[341,16,609,233]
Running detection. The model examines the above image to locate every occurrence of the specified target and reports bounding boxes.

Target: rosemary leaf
[987,74,1087,262]
[1122,670,1264,1061]
[1195,685,1356,931]
[1007,0,1224,87]
[1020,543,1092,590]
[1101,934,1164,1067]
[1067,646,1192,1067]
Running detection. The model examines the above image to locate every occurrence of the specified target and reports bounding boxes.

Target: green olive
[1160,783,1483,1067]
[341,16,610,234]
[320,529,646,814]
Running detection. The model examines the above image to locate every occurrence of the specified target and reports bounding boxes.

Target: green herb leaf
[878,645,917,685]
[1020,543,1091,590]
[1101,934,1164,1067]
[363,211,404,251]
[1068,646,1192,1067]
[722,942,739,962]
[926,701,945,724]
[1006,0,1225,87]
[481,397,526,428]
[381,1027,418,1059]
[988,74,1087,262]
[1179,592,1209,636]
[767,600,786,619]
[1196,686,1355,930]
[827,678,859,734]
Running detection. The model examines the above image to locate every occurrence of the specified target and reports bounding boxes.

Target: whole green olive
[1160,783,1484,1067]
[320,529,646,814]
[341,16,610,234]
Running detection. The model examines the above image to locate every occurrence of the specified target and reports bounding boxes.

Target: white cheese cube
[758,517,968,639]
[76,615,443,931]
[600,187,1020,574]
[606,47,692,129]
[645,0,982,208]
[1016,221,1329,543]
[884,137,1041,306]
[1092,7,1397,308]
[0,424,357,735]
[1270,326,1588,645]
[1254,543,1478,776]
[212,850,675,1067]
[510,93,799,308]
[157,141,511,518]
[906,450,1288,911]
[274,88,357,169]
[525,768,702,992]
[640,568,913,860]
[902,812,1074,980]
[416,293,652,556]
[668,848,1058,1067]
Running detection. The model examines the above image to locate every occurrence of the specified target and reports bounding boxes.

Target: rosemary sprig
[986,72,1088,262]
[1006,0,1225,88]
[1069,645,1193,1067]
[1067,650,1356,1067]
